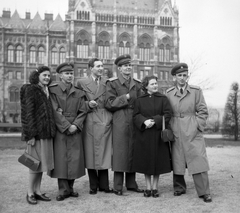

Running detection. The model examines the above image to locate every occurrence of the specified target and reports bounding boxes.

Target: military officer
[48,62,87,201]
[166,63,212,203]
[105,54,144,196]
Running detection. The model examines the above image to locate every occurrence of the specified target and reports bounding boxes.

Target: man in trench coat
[105,54,144,195]
[76,58,113,195]
[48,62,87,201]
[166,63,212,203]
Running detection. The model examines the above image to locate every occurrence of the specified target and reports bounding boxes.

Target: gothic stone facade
[0,0,179,122]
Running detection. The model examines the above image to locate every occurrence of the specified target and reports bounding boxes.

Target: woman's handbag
[18,150,40,171]
[161,116,174,143]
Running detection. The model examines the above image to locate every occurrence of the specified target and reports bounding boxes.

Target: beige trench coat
[166,84,210,175]
[76,76,112,170]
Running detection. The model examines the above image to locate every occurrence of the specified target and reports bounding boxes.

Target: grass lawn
[0,137,239,213]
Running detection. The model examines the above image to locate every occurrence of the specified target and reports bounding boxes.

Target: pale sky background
[1,0,240,109]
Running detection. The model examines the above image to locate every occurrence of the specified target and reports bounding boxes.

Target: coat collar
[139,92,164,98]
[172,84,192,100]
[59,81,76,96]
[118,73,135,90]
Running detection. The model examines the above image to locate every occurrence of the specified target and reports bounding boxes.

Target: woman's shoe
[26,194,37,205]
[152,190,159,198]
[143,190,152,197]
[34,193,51,201]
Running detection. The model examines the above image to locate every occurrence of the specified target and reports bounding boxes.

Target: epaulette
[49,83,58,87]
[107,77,118,82]
[166,86,175,93]
[133,77,141,83]
[189,85,200,90]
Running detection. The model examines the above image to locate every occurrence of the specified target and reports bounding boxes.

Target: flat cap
[56,62,74,73]
[171,63,188,75]
[114,54,131,66]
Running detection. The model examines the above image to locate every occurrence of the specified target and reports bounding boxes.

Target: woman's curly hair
[141,75,158,93]
[29,66,52,85]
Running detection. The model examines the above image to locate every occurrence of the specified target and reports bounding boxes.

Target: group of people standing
[20,54,212,205]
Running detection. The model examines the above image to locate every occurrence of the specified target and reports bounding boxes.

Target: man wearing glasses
[105,54,144,196]
[166,63,212,203]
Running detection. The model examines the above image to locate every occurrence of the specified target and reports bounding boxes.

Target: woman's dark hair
[29,66,51,85]
[141,75,158,93]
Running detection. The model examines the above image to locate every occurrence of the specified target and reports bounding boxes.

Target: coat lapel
[94,78,106,100]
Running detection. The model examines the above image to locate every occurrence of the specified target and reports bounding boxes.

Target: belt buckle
[180,113,184,118]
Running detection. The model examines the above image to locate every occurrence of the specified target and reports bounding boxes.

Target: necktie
[180,88,183,94]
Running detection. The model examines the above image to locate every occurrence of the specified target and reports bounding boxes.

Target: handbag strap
[162,115,165,130]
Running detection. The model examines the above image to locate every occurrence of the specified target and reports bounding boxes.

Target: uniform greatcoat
[166,84,210,175]
[105,74,142,172]
[48,81,87,179]
[76,76,112,170]
[132,92,172,175]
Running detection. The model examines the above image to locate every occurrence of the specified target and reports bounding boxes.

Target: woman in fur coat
[20,66,56,205]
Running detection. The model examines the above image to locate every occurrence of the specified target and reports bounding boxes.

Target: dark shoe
[99,188,113,193]
[113,189,123,196]
[143,190,151,197]
[56,194,69,201]
[34,193,51,201]
[152,190,159,198]
[69,192,79,197]
[127,188,144,193]
[174,191,186,196]
[89,189,97,195]
[199,194,212,203]
[26,194,37,205]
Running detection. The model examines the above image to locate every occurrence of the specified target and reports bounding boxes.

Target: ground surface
[0,137,240,213]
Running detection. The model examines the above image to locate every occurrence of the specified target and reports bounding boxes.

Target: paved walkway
[0,133,21,137]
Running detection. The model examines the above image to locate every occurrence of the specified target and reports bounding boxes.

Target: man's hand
[126,93,130,100]
[68,125,77,134]
[89,100,98,108]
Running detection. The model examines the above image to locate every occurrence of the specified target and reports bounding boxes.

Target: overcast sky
[1,0,240,109]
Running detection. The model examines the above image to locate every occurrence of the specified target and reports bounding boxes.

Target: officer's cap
[171,63,188,75]
[56,62,74,73]
[114,54,131,66]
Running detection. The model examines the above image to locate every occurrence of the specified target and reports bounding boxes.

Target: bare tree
[183,55,216,91]
[222,82,240,140]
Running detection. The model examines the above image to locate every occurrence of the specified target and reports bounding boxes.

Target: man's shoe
[34,193,51,201]
[127,188,144,193]
[99,188,113,193]
[113,189,123,196]
[26,194,37,205]
[199,194,212,203]
[56,194,69,201]
[70,192,79,197]
[174,191,186,196]
[89,189,97,195]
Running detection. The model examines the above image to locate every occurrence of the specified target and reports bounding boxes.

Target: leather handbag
[161,116,174,143]
[18,151,40,171]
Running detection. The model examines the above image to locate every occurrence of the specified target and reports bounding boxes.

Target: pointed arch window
[98,41,110,59]
[59,47,66,64]
[139,43,150,61]
[159,44,164,62]
[77,40,89,59]
[119,41,130,55]
[16,45,23,63]
[29,46,36,63]
[38,46,45,64]
[51,47,58,65]
[7,45,14,63]
[9,87,20,103]
[165,44,171,62]
[104,41,110,59]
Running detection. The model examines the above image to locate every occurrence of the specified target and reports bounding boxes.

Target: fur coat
[20,84,56,141]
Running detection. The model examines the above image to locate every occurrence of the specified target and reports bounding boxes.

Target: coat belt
[174,112,195,118]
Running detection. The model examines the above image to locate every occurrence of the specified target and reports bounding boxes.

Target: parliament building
[0,0,179,122]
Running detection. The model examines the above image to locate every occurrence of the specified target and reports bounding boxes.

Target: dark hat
[56,62,74,73]
[171,63,188,75]
[114,54,131,66]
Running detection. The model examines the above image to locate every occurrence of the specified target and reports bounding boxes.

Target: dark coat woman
[132,75,172,198]
[20,66,56,205]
